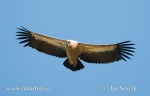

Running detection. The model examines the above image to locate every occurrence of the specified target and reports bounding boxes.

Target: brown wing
[16,26,67,58]
[79,41,135,63]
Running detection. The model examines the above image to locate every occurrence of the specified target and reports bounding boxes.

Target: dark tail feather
[63,58,84,71]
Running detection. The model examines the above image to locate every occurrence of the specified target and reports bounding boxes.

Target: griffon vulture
[16,26,135,71]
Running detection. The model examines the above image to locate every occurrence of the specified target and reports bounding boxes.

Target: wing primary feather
[20,26,29,31]
[16,34,30,36]
[121,46,135,49]
[121,53,131,59]
[17,26,29,32]
[121,50,133,56]
[120,43,135,46]
[17,28,28,32]
[16,32,29,34]
[122,49,135,52]
[23,42,30,47]
[120,55,127,61]
[19,39,29,43]
[117,41,131,44]
[17,37,28,39]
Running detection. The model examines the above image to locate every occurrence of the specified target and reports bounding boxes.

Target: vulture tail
[63,58,84,71]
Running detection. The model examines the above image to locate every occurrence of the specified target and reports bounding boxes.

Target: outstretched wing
[79,41,135,63]
[16,26,67,58]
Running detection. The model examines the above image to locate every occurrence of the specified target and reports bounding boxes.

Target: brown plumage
[16,26,135,71]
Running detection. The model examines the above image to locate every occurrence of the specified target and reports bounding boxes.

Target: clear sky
[0,0,150,96]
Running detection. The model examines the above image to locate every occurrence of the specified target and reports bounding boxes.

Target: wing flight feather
[79,41,135,63]
[16,26,67,58]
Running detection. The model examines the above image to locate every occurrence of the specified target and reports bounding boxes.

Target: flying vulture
[16,26,135,71]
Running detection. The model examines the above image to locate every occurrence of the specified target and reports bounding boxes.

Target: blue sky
[0,0,150,96]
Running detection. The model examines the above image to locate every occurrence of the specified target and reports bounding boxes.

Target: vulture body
[16,26,135,71]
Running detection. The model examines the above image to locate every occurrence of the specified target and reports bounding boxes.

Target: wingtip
[117,40,135,61]
[17,26,29,32]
